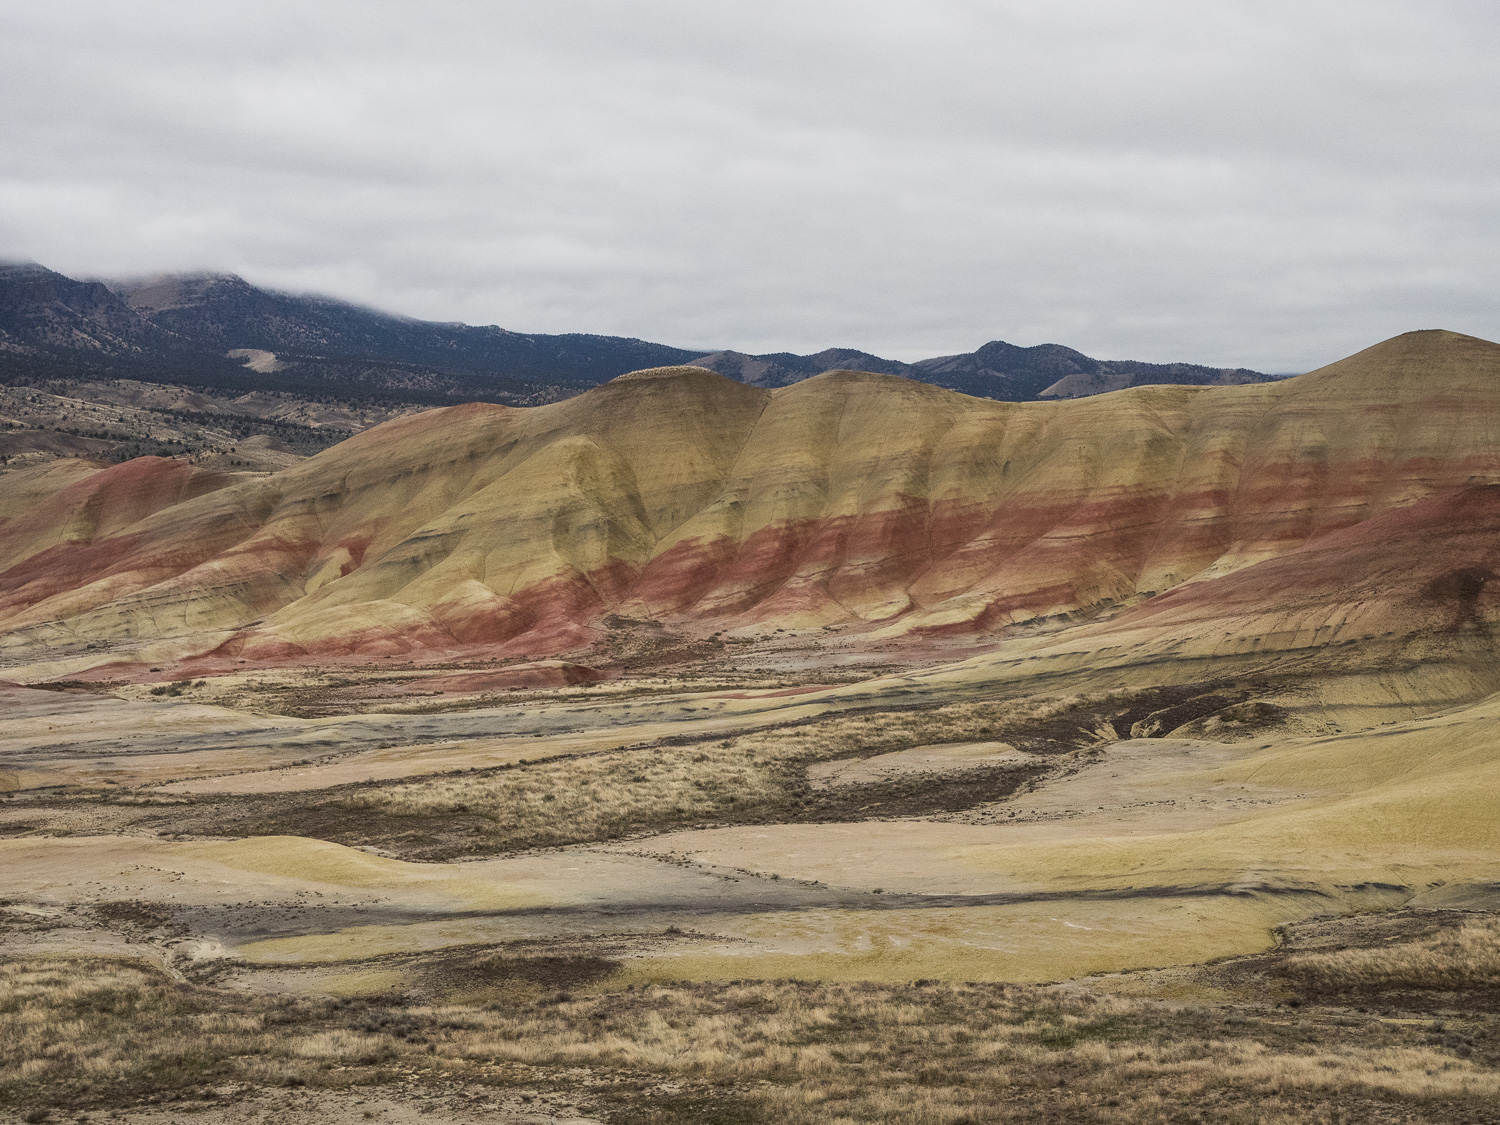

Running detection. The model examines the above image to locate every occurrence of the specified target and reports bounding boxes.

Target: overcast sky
[2,1,1496,370]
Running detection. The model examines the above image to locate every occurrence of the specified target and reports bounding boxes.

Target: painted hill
[0,329,1494,680]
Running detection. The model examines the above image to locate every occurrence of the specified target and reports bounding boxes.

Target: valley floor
[3,636,1500,1123]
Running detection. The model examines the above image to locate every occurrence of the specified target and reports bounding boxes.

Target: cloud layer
[3,0,1496,368]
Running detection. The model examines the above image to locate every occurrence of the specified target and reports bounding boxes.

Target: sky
[2,1,1497,370]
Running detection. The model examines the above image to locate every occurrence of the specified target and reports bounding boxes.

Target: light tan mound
[4,331,1500,674]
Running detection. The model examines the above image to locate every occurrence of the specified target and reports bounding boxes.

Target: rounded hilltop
[607,364,738,384]
[1294,329,1500,395]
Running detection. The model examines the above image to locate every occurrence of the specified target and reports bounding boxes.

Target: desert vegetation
[329,690,1179,851]
[4,929,1500,1125]
[1282,916,1500,997]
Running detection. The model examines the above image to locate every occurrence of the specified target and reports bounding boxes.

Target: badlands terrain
[3,329,1500,1123]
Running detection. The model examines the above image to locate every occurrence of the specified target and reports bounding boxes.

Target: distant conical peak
[1339,329,1497,362]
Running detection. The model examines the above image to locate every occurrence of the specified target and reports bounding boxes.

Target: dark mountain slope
[693,339,1274,398]
[1,260,1281,405]
[112,272,703,386]
[0,262,198,365]
[0,263,698,405]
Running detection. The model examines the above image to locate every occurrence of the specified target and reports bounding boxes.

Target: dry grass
[1283,917,1500,994]
[441,979,1500,1116]
[335,736,789,848]
[332,694,1098,849]
[0,959,385,1108]
[4,948,1499,1123]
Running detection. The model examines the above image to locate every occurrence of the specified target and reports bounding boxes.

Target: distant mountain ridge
[0,262,699,405]
[0,260,1281,404]
[109,272,703,389]
[692,340,1273,400]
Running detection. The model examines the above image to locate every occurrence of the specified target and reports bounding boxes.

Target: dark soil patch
[363,946,621,1002]
[188,799,506,858]
[123,761,1043,862]
[90,900,189,937]
[747,763,1047,825]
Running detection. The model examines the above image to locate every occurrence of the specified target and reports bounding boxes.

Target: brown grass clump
[331,693,1098,849]
[0,958,386,1108]
[4,953,1499,1123]
[1283,916,1500,994]
[334,737,789,849]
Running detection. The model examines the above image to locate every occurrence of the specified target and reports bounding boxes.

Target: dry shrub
[0,958,366,1107]
[335,737,789,848]
[334,693,1098,848]
[1283,917,1500,993]
[6,955,1498,1123]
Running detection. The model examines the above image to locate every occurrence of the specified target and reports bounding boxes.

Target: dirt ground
[5,638,1500,1120]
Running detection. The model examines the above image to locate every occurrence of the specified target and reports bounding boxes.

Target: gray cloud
[2,0,1496,369]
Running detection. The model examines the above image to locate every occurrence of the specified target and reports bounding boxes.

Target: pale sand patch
[622,821,1046,895]
[808,740,1031,788]
[235,923,523,963]
[0,835,559,915]
[947,702,1500,895]
[624,738,1317,896]
[613,890,1408,984]
[3,835,823,958]
[226,347,284,373]
[616,711,1500,901]
[963,737,1322,829]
